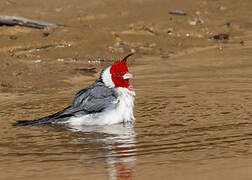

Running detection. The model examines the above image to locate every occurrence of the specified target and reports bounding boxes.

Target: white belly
[66,87,135,127]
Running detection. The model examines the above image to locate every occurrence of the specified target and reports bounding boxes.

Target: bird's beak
[123,72,133,79]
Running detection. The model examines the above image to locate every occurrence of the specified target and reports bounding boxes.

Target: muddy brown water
[1,0,252,179]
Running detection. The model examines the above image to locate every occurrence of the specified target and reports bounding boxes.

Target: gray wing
[53,80,118,120]
[72,80,118,113]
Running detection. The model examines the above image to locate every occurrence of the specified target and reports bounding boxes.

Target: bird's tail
[13,116,52,126]
[13,106,72,126]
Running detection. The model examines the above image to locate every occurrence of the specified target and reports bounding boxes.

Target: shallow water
[1,0,252,179]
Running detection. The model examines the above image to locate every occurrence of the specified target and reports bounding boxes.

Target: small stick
[9,43,70,55]
[0,15,63,29]
[169,11,187,16]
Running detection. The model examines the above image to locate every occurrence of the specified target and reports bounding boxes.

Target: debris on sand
[33,59,42,63]
[143,26,158,35]
[0,15,64,29]
[75,67,97,76]
[9,35,18,40]
[188,18,205,26]
[9,43,71,57]
[169,11,187,16]
[240,40,245,46]
[122,23,158,36]
[43,31,50,37]
[210,33,229,40]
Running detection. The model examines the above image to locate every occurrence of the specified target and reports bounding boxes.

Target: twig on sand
[9,43,71,56]
[0,15,63,29]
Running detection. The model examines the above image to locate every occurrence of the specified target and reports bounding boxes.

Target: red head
[110,53,134,89]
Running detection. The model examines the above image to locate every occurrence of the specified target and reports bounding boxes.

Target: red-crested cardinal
[13,54,135,126]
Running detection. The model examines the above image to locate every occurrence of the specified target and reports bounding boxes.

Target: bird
[13,53,135,127]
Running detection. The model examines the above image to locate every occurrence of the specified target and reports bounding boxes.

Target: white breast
[114,87,135,123]
[66,87,135,127]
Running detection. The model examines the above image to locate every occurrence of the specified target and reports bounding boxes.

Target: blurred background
[1,0,252,179]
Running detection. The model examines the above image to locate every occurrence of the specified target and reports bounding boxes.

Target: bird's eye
[115,72,121,77]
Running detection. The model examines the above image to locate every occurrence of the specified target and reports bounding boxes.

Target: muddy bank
[1,0,251,92]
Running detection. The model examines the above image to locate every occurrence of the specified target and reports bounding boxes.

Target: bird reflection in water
[70,123,136,180]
